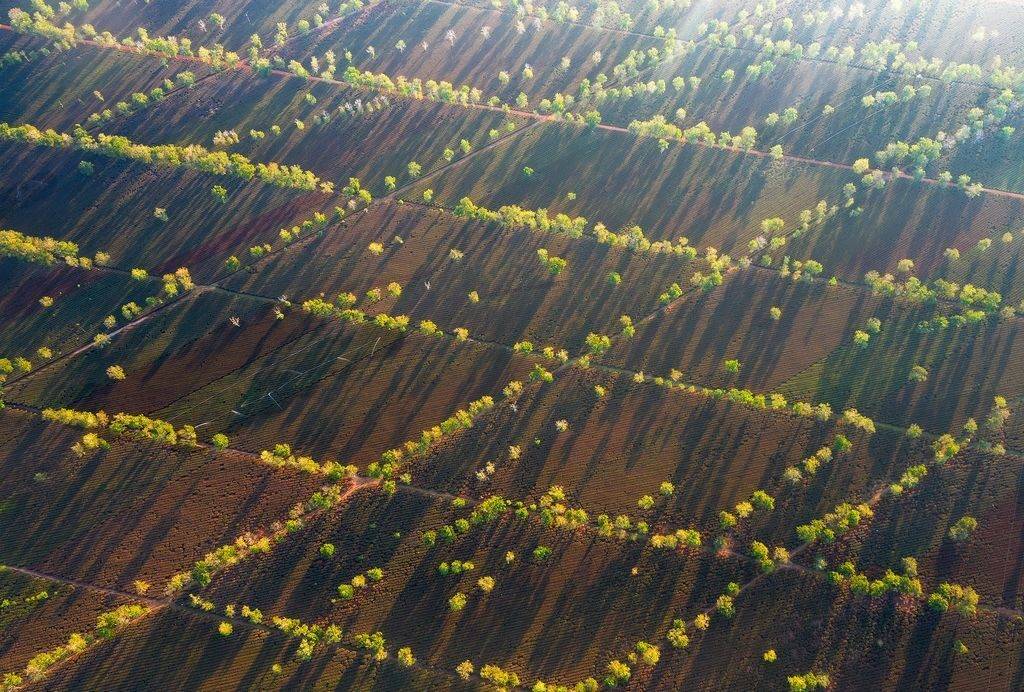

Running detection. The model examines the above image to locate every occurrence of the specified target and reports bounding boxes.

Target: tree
[211,185,228,202]
[106,365,126,380]
[211,433,229,449]
[947,516,977,542]
[448,592,467,611]
[397,646,415,667]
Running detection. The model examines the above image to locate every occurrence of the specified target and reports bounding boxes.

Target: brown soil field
[43,606,474,691]
[403,121,857,250]
[0,35,212,130]
[411,367,914,541]
[0,409,321,593]
[283,0,658,104]
[0,261,154,360]
[650,567,1024,691]
[104,69,526,194]
[0,143,329,282]
[200,487,758,685]
[0,570,137,674]
[219,201,694,351]
[817,448,1024,611]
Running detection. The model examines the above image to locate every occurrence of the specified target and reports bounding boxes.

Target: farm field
[3,0,1024,689]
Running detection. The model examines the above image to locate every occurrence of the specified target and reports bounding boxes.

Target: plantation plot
[153,321,537,465]
[103,71,525,194]
[77,0,344,52]
[946,114,1024,195]
[0,261,154,361]
[774,176,1024,288]
[283,0,658,105]
[201,489,758,685]
[651,567,1024,691]
[0,143,329,281]
[600,268,890,392]
[594,42,987,166]
[404,122,858,250]
[3,288,325,412]
[0,36,212,131]
[43,607,472,691]
[220,202,693,351]
[773,306,1024,435]
[0,409,321,594]
[411,367,909,536]
[781,0,1024,68]
[819,449,1024,611]
[0,571,139,674]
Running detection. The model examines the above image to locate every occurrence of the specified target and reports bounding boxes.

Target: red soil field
[773,305,1024,436]
[771,173,1024,286]
[4,288,325,411]
[78,0,337,51]
[153,322,538,465]
[0,409,320,593]
[43,607,474,690]
[600,267,891,392]
[0,261,154,360]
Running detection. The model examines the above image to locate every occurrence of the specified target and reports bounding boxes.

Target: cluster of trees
[928,582,980,616]
[0,123,328,191]
[259,443,354,479]
[453,197,587,238]
[272,615,342,661]
[788,672,830,692]
[337,566,384,599]
[627,115,757,151]
[0,229,79,265]
[784,444,836,484]
[795,502,874,543]
[536,248,567,275]
[828,556,923,599]
[719,489,775,531]
[422,495,510,548]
